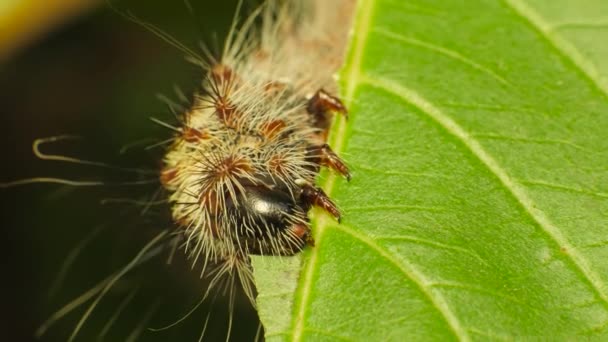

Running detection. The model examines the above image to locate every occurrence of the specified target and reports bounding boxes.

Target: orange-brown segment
[260,119,286,140]
[183,127,209,142]
[160,166,178,188]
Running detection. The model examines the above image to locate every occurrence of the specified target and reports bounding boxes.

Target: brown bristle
[160,167,178,187]
[175,215,191,229]
[209,156,252,182]
[261,120,286,139]
[199,189,219,214]
[183,127,209,142]
[214,98,239,128]
[253,49,269,62]
[263,81,287,94]
[211,64,234,84]
[268,154,287,175]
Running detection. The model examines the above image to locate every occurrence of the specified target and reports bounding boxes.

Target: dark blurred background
[0,0,262,340]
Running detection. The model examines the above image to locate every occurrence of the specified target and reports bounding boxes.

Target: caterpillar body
[3,0,355,340]
[160,0,354,304]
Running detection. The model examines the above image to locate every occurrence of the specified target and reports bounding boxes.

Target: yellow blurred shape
[0,0,100,62]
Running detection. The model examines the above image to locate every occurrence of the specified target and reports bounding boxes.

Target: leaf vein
[360,74,608,310]
[471,133,588,152]
[302,328,357,342]
[373,27,512,87]
[376,235,488,266]
[551,20,608,30]
[519,179,608,199]
[355,163,453,179]
[429,281,532,309]
[332,224,470,341]
[502,0,608,98]
[347,205,446,213]
[467,328,512,341]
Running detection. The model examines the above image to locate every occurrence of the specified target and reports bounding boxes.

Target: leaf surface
[254,0,608,340]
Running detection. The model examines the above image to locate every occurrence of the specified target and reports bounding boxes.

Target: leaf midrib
[289,0,377,341]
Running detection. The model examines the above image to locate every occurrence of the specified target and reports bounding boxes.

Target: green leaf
[253,0,608,340]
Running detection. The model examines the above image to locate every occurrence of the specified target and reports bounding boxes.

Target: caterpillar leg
[306,89,348,133]
[300,183,341,223]
[308,143,351,180]
[307,89,347,117]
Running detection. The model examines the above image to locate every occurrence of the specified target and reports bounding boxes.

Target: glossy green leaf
[254,0,608,340]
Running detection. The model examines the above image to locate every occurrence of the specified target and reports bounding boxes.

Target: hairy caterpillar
[161,0,353,302]
[1,0,354,340]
